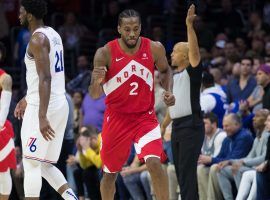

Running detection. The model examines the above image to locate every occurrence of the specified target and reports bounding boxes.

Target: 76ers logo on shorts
[27,137,37,152]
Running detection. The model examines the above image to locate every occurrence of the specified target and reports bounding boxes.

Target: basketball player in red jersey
[89,9,175,200]
[0,66,16,200]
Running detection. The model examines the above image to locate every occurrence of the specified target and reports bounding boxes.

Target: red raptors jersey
[103,37,155,113]
[0,120,16,172]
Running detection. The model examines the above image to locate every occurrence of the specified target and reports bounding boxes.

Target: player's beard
[124,38,138,49]
[21,18,29,28]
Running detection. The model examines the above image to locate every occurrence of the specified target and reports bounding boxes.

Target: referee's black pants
[171,115,204,200]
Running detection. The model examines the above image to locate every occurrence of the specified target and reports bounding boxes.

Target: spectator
[58,12,88,50]
[232,62,241,78]
[227,56,257,103]
[121,155,152,200]
[235,37,248,57]
[223,41,240,76]
[200,73,227,127]
[217,109,270,200]
[247,11,270,40]
[209,67,224,89]
[74,126,102,200]
[66,55,91,95]
[246,38,265,57]
[81,93,105,132]
[256,114,270,200]
[200,48,211,69]
[197,113,226,200]
[252,56,264,75]
[256,64,270,109]
[246,84,264,114]
[197,113,253,200]
[72,90,83,138]
[201,113,227,157]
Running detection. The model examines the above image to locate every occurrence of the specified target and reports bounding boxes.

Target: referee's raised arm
[186,4,201,67]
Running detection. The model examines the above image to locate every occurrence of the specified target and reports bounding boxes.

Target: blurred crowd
[1,0,270,199]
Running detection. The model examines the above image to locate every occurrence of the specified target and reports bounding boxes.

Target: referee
[168,4,204,200]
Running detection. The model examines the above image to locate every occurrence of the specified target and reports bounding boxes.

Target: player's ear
[27,13,33,22]
[117,25,121,35]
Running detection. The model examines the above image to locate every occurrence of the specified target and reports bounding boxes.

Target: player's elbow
[1,74,12,91]
[40,75,52,85]
[44,75,52,82]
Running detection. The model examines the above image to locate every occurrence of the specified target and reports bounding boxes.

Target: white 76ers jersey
[24,27,66,106]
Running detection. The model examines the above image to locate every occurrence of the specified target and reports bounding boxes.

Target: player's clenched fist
[163,91,175,106]
[92,66,107,84]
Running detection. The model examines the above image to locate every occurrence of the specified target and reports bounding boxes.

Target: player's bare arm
[0,73,12,128]
[0,73,12,91]
[89,46,109,99]
[28,33,55,141]
[151,41,175,106]
[186,4,200,67]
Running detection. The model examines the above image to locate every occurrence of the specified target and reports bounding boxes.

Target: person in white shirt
[197,112,226,200]
[14,0,77,199]
[200,72,227,127]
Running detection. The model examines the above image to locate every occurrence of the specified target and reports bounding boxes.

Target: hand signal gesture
[186,4,196,27]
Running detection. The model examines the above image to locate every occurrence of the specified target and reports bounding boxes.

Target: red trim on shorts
[24,155,56,163]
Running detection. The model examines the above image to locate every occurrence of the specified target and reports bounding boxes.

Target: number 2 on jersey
[130,82,138,95]
[55,50,64,72]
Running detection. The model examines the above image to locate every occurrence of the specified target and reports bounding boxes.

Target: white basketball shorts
[21,99,69,163]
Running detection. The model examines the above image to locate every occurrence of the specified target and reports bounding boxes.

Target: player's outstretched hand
[14,98,27,120]
[186,4,196,27]
[93,66,107,84]
[163,91,175,106]
[39,117,55,141]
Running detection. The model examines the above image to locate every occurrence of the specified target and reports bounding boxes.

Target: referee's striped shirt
[169,63,202,119]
